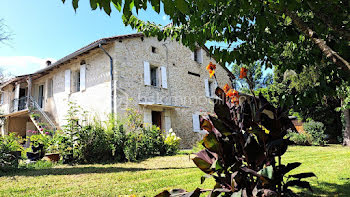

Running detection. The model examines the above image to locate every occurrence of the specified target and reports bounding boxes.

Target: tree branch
[306,1,350,41]
[284,9,350,73]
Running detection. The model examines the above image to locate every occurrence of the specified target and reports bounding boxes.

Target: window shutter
[213,80,218,98]
[161,66,168,89]
[80,64,86,91]
[0,94,4,105]
[65,69,71,94]
[192,113,200,132]
[144,61,151,86]
[198,48,204,64]
[204,79,210,97]
[143,108,152,127]
[164,110,171,133]
[191,51,195,61]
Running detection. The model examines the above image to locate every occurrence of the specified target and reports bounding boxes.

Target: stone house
[0,33,232,148]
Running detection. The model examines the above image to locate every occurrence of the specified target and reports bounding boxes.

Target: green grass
[0,145,349,196]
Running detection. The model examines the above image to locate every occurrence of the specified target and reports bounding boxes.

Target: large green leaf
[203,132,221,154]
[259,165,273,179]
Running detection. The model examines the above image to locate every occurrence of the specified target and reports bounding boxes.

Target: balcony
[10,97,28,113]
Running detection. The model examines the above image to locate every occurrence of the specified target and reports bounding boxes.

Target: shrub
[157,64,315,196]
[286,131,311,145]
[163,129,180,155]
[0,133,23,170]
[59,102,181,163]
[304,120,327,146]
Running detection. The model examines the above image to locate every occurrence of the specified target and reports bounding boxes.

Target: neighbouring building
[0,33,232,148]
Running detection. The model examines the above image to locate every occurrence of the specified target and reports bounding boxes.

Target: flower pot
[45,153,60,162]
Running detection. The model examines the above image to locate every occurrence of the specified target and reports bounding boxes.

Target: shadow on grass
[0,166,196,177]
[297,180,350,196]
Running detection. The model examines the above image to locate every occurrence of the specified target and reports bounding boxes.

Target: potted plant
[45,131,61,162]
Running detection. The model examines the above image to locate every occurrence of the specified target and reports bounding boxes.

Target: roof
[1,32,234,88]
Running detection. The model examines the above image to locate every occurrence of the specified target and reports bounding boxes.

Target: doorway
[152,111,162,130]
[38,85,44,108]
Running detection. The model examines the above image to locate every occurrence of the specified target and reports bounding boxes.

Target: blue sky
[0,1,171,76]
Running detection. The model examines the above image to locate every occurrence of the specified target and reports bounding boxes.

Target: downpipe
[99,43,115,118]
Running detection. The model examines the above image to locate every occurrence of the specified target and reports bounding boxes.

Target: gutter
[98,43,115,117]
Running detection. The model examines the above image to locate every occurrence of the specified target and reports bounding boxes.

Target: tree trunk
[343,108,350,146]
[284,9,350,73]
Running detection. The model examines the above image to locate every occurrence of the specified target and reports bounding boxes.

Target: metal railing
[28,96,57,131]
[10,97,28,113]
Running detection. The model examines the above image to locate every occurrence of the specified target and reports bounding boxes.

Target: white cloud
[162,15,167,21]
[0,56,56,76]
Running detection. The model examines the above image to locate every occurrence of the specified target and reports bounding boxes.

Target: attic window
[152,46,157,53]
[80,60,86,65]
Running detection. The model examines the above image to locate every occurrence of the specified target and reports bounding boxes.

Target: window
[208,81,214,97]
[192,113,207,133]
[205,79,217,98]
[150,66,159,87]
[151,46,157,53]
[47,78,53,98]
[144,61,167,88]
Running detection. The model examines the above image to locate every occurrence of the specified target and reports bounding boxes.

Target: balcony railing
[10,97,28,113]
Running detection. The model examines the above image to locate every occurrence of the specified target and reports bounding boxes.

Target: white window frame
[144,61,168,89]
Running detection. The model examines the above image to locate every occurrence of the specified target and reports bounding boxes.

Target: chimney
[46,60,52,66]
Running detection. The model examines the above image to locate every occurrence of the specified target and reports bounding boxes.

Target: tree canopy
[61,0,350,144]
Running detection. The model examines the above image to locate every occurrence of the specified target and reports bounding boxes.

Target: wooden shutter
[198,48,204,64]
[213,80,218,98]
[143,108,152,127]
[161,66,168,89]
[144,61,151,86]
[164,110,171,133]
[65,69,71,94]
[80,64,86,91]
[204,79,210,97]
[191,51,195,61]
[192,113,200,132]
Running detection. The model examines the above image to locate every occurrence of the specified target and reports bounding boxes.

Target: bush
[163,129,180,155]
[304,120,327,146]
[59,102,181,164]
[286,132,311,146]
[0,133,23,170]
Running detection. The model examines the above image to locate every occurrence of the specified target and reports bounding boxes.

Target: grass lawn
[0,145,350,196]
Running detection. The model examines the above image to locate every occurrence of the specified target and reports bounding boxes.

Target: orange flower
[209,70,215,78]
[206,62,217,78]
[239,67,248,79]
[232,97,239,104]
[226,89,234,98]
[206,62,216,71]
[223,84,230,93]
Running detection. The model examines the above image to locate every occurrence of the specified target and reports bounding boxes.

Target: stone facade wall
[113,37,231,148]
[0,36,231,148]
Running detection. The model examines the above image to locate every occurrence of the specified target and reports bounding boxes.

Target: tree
[0,18,11,45]
[61,0,350,144]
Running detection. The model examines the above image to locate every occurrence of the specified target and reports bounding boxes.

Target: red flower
[239,67,248,79]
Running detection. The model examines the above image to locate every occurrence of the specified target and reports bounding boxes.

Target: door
[152,111,162,130]
[38,85,44,108]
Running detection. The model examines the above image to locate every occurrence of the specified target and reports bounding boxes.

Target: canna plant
[157,63,315,197]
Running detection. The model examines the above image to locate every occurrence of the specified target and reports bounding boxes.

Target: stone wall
[1,36,231,148]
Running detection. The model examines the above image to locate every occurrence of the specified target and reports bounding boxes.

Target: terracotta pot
[45,153,60,162]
